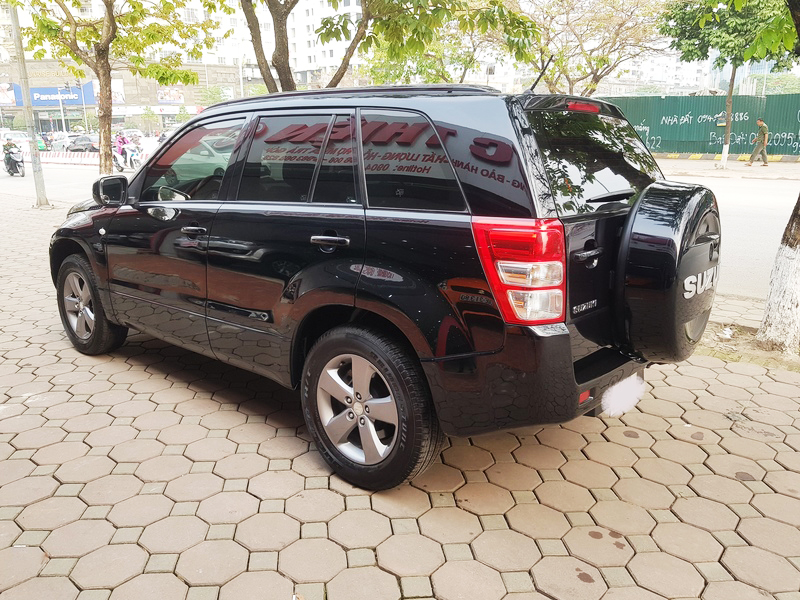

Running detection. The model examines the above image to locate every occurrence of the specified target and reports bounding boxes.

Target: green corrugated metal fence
[598,94,800,155]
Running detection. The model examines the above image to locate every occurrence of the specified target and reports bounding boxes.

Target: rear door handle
[573,247,604,263]
[181,226,207,236]
[310,235,350,248]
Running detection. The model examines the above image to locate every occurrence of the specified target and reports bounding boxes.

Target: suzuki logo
[683,266,718,299]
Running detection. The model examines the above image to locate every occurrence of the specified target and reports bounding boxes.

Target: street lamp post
[77,80,89,130]
[57,84,67,132]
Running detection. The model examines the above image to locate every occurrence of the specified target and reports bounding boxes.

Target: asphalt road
[5,157,797,300]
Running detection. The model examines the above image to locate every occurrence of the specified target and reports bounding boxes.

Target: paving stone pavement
[2,196,800,600]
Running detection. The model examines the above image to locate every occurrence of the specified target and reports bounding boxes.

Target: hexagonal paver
[377,534,445,576]
[16,496,86,530]
[703,580,786,600]
[507,503,570,539]
[134,455,192,482]
[721,546,800,593]
[0,459,35,487]
[32,441,89,465]
[291,451,334,477]
[672,496,738,531]
[531,556,607,600]
[80,475,142,505]
[164,473,224,502]
[235,513,300,551]
[628,552,704,598]
[228,422,277,444]
[0,546,46,592]
[590,501,655,535]
[185,437,237,462]
[0,521,21,550]
[560,460,618,489]
[176,539,248,586]
[537,427,587,450]
[412,463,466,493]
[0,576,78,600]
[197,491,259,524]
[326,566,400,600]
[750,493,800,527]
[108,439,165,463]
[140,515,208,553]
[131,411,181,431]
[651,439,706,463]
[536,480,596,512]
[651,522,723,562]
[278,538,346,583]
[284,489,344,523]
[71,544,147,589]
[0,476,58,506]
[0,415,45,434]
[484,462,540,491]
[432,561,506,600]
[603,427,654,449]
[514,444,566,469]
[471,432,520,454]
[248,470,305,500]
[107,493,174,527]
[258,436,308,459]
[612,478,674,510]
[42,519,116,557]
[472,529,541,571]
[213,454,269,479]
[84,425,138,447]
[157,423,208,445]
[563,527,634,567]
[220,571,294,600]
[764,470,800,499]
[689,474,753,504]
[55,455,116,484]
[11,427,66,449]
[329,509,391,549]
[583,442,637,467]
[634,457,691,486]
[442,445,494,471]
[108,573,188,600]
[418,507,482,544]
[737,517,800,556]
[454,482,514,515]
[372,485,431,519]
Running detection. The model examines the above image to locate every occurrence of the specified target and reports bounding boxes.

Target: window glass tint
[238,114,331,202]
[312,116,358,204]
[360,110,465,211]
[140,119,244,202]
[528,111,662,216]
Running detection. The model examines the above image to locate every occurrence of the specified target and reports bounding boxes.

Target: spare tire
[615,181,721,363]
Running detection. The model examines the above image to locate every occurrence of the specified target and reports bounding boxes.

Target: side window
[140,119,244,202]
[360,110,465,211]
[238,114,332,202]
[311,116,358,204]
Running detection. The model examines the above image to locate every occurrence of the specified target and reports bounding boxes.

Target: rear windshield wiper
[586,188,636,203]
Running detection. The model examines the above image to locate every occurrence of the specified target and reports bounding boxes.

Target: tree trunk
[96,51,114,175]
[268,0,298,91]
[326,14,370,87]
[757,192,800,354]
[719,64,737,169]
[241,0,279,93]
[788,0,800,56]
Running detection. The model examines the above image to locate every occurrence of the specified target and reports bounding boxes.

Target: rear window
[528,111,661,217]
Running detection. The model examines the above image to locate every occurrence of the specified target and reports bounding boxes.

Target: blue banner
[11,82,96,107]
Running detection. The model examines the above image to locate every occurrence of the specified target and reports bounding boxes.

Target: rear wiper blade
[585,188,636,203]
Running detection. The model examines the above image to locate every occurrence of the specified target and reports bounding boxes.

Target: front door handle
[310,235,350,248]
[181,226,207,236]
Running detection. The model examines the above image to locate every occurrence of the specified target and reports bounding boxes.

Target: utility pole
[9,1,50,208]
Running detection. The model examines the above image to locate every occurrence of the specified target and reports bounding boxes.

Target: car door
[206,111,365,386]
[104,116,248,355]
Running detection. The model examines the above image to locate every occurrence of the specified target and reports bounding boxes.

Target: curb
[652,152,800,162]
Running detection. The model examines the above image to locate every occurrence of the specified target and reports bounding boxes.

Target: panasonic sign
[33,92,79,101]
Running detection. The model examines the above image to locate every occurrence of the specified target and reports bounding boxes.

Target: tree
[364,26,505,84]
[198,84,230,106]
[140,106,158,133]
[246,83,270,96]
[240,0,538,92]
[660,0,794,168]
[24,0,230,173]
[174,106,191,123]
[522,0,663,97]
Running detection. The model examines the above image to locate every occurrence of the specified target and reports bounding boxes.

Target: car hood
[67,198,103,215]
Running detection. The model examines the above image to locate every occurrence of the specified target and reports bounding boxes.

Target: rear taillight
[567,101,600,113]
[472,217,566,325]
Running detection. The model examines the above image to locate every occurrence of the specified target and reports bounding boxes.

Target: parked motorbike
[123,142,142,170]
[111,149,126,172]
[4,148,24,177]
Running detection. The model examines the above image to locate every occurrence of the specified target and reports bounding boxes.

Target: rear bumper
[421,323,645,437]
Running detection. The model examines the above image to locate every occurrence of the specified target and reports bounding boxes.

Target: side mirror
[92,175,128,206]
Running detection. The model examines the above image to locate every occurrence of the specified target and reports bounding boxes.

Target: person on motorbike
[3,137,20,171]
[115,132,131,167]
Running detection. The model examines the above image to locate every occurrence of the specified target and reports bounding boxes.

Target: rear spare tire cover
[616,181,721,363]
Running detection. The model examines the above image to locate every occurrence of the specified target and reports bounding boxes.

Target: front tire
[301,326,444,490]
[56,254,128,355]
[18,163,24,177]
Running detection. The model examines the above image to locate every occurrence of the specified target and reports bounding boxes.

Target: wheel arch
[50,238,90,286]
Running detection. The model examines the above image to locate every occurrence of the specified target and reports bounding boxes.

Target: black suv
[50,86,721,489]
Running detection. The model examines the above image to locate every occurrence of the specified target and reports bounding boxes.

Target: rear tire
[301,326,444,490]
[56,254,128,355]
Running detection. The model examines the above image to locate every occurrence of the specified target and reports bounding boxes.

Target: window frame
[355,106,469,214]
[128,113,251,205]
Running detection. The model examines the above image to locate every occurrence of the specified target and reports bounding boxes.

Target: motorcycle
[4,148,24,177]
[112,149,126,172]
[123,142,142,170]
